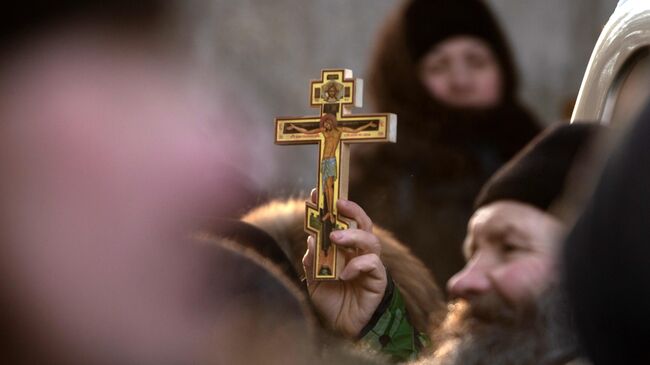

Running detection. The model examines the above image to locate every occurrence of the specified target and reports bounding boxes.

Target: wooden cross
[275,69,397,280]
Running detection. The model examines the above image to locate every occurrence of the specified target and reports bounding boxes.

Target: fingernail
[338,199,348,206]
[330,231,342,240]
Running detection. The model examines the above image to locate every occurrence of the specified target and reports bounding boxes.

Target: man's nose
[447,256,492,300]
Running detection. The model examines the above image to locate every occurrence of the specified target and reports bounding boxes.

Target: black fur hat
[474,122,603,211]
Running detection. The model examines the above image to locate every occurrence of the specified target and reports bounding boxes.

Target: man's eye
[500,243,518,255]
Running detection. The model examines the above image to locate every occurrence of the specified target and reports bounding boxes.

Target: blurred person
[0,1,259,364]
[351,0,541,290]
[427,123,601,365]
[306,123,602,364]
[564,104,650,365]
[200,215,403,365]
[194,234,318,365]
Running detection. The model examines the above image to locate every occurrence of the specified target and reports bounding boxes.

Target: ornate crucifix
[275,69,397,280]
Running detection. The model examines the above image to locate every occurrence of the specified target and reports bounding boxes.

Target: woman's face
[418,36,503,109]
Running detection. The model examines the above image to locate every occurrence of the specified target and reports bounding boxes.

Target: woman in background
[351,0,541,290]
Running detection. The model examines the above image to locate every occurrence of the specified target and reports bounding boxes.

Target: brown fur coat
[241,198,445,332]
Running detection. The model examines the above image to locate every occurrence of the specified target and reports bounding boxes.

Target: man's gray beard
[422,287,580,365]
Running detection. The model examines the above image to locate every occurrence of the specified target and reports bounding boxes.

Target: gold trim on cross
[275,69,397,280]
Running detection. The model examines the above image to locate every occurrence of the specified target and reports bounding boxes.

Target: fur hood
[241,197,445,332]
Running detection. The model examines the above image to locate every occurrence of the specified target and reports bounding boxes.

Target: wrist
[357,270,394,339]
[358,277,427,362]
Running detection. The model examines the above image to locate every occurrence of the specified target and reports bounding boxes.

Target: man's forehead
[475,200,549,223]
[464,201,552,252]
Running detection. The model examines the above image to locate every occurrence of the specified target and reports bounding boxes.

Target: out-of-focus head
[404,0,514,109]
[431,123,603,365]
[0,2,247,364]
[418,36,502,109]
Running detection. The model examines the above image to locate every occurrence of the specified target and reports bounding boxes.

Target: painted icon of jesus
[288,114,377,225]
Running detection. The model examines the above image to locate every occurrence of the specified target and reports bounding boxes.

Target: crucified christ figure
[288,114,377,224]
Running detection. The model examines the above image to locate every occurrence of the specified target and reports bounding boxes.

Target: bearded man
[425,122,604,365]
[303,123,603,364]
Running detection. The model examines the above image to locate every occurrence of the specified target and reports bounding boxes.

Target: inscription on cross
[275,69,397,280]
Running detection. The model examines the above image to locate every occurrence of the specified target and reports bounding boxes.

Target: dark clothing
[564,104,650,365]
[475,122,604,212]
[206,218,302,286]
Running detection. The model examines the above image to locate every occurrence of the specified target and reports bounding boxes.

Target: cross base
[306,202,356,280]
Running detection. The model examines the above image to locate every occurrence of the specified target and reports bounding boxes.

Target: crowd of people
[1,0,646,365]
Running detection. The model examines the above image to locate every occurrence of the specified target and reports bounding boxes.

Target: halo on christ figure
[321,80,344,102]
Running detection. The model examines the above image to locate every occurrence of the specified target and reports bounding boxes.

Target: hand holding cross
[302,194,387,338]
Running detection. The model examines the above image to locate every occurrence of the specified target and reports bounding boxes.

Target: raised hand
[302,189,387,338]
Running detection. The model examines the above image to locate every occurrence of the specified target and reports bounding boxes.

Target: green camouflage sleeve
[358,273,430,363]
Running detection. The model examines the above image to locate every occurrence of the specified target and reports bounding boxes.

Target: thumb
[302,235,316,285]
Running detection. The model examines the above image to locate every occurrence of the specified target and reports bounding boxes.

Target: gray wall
[207,0,618,192]
[489,0,617,121]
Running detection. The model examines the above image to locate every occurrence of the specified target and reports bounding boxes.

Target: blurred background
[1,2,637,363]
[205,0,618,193]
